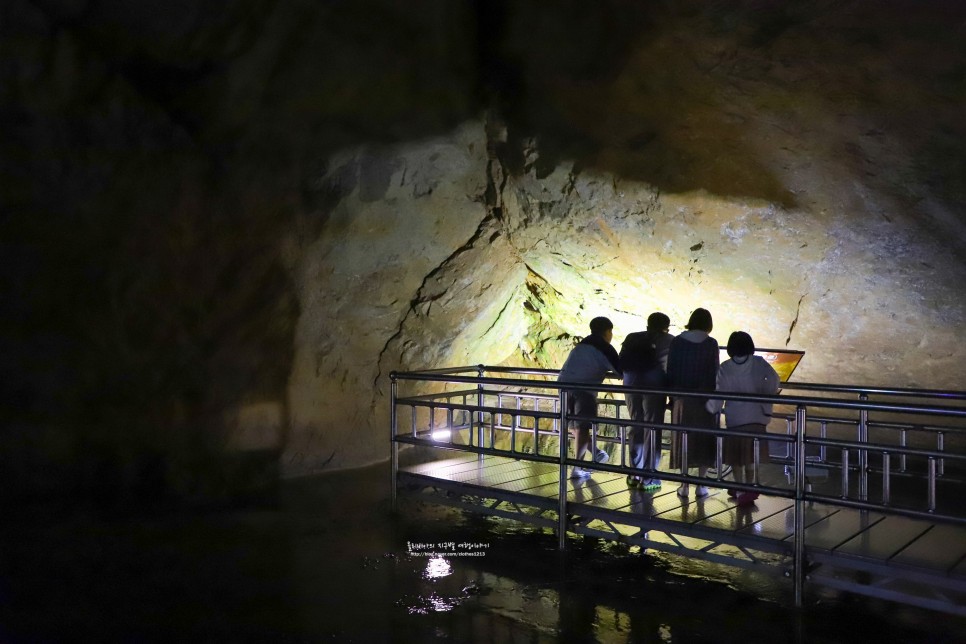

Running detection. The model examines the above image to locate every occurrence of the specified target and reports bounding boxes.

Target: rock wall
[284,2,966,475]
[3,0,965,495]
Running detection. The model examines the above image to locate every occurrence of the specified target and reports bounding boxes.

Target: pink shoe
[736,491,759,507]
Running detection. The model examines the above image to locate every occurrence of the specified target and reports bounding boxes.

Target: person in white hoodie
[706,331,780,506]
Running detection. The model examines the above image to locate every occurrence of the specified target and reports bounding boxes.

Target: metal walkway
[390,366,966,615]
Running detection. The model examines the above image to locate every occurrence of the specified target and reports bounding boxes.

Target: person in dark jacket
[620,312,674,490]
[558,317,622,478]
[667,308,720,499]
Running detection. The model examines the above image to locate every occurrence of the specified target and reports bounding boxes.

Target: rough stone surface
[3,1,965,492]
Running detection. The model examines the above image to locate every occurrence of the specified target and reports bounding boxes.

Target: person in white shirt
[706,331,780,506]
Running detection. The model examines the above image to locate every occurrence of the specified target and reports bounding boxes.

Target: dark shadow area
[6,461,961,641]
[3,0,966,508]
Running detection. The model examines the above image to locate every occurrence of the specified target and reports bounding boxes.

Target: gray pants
[625,390,667,471]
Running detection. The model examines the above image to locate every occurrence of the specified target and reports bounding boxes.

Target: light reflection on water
[386,501,966,643]
[285,460,966,642]
[423,555,453,580]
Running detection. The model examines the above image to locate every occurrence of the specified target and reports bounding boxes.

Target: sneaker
[695,485,710,499]
[570,467,592,479]
[626,475,642,487]
[727,488,737,498]
[676,485,689,498]
[641,479,662,492]
[594,449,609,464]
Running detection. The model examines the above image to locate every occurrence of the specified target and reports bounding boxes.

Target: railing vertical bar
[841,449,850,498]
[534,412,540,457]
[881,451,891,506]
[716,434,724,482]
[619,402,627,468]
[753,438,761,486]
[391,375,399,512]
[680,431,689,482]
[477,365,485,461]
[819,420,828,463]
[938,431,945,477]
[899,428,908,473]
[591,411,599,459]
[460,394,473,447]
[794,405,808,609]
[858,393,869,501]
[928,457,937,513]
[553,398,559,438]
[559,389,569,551]
[447,408,454,445]
[785,417,794,460]
[511,413,518,453]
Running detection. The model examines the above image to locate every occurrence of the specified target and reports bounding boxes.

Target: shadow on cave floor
[1,460,964,643]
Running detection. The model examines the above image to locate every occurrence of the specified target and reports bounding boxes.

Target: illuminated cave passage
[4,0,966,495]
[5,2,966,641]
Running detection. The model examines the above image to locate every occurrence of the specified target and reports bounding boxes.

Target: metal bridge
[390,366,966,616]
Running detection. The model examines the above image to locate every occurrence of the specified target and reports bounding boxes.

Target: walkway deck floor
[398,454,966,588]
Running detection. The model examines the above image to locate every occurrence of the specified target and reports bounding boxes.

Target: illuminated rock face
[285,114,966,473]
[281,4,966,473]
[5,1,966,487]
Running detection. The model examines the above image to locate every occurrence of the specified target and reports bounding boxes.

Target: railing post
[882,451,891,506]
[680,431,689,482]
[937,431,945,478]
[899,428,909,473]
[840,449,850,498]
[715,434,724,483]
[753,438,761,486]
[819,420,828,464]
[559,389,570,551]
[477,365,485,463]
[794,404,808,609]
[858,393,869,501]
[390,373,399,513]
[619,402,627,468]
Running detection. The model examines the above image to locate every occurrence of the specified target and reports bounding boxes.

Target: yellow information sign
[719,348,805,382]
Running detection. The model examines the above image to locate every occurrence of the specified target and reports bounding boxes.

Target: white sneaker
[695,485,710,498]
[676,485,689,498]
[570,467,592,479]
[594,449,609,464]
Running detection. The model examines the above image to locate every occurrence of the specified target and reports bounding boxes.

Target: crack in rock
[786,293,807,346]
[372,114,509,392]
[480,289,517,339]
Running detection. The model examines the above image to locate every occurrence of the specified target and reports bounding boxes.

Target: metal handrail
[412,364,966,400]
[393,371,966,419]
[390,366,966,609]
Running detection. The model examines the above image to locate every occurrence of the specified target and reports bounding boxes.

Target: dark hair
[589,316,613,335]
[647,312,670,331]
[685,308,713,332]
[727,331,755,358]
